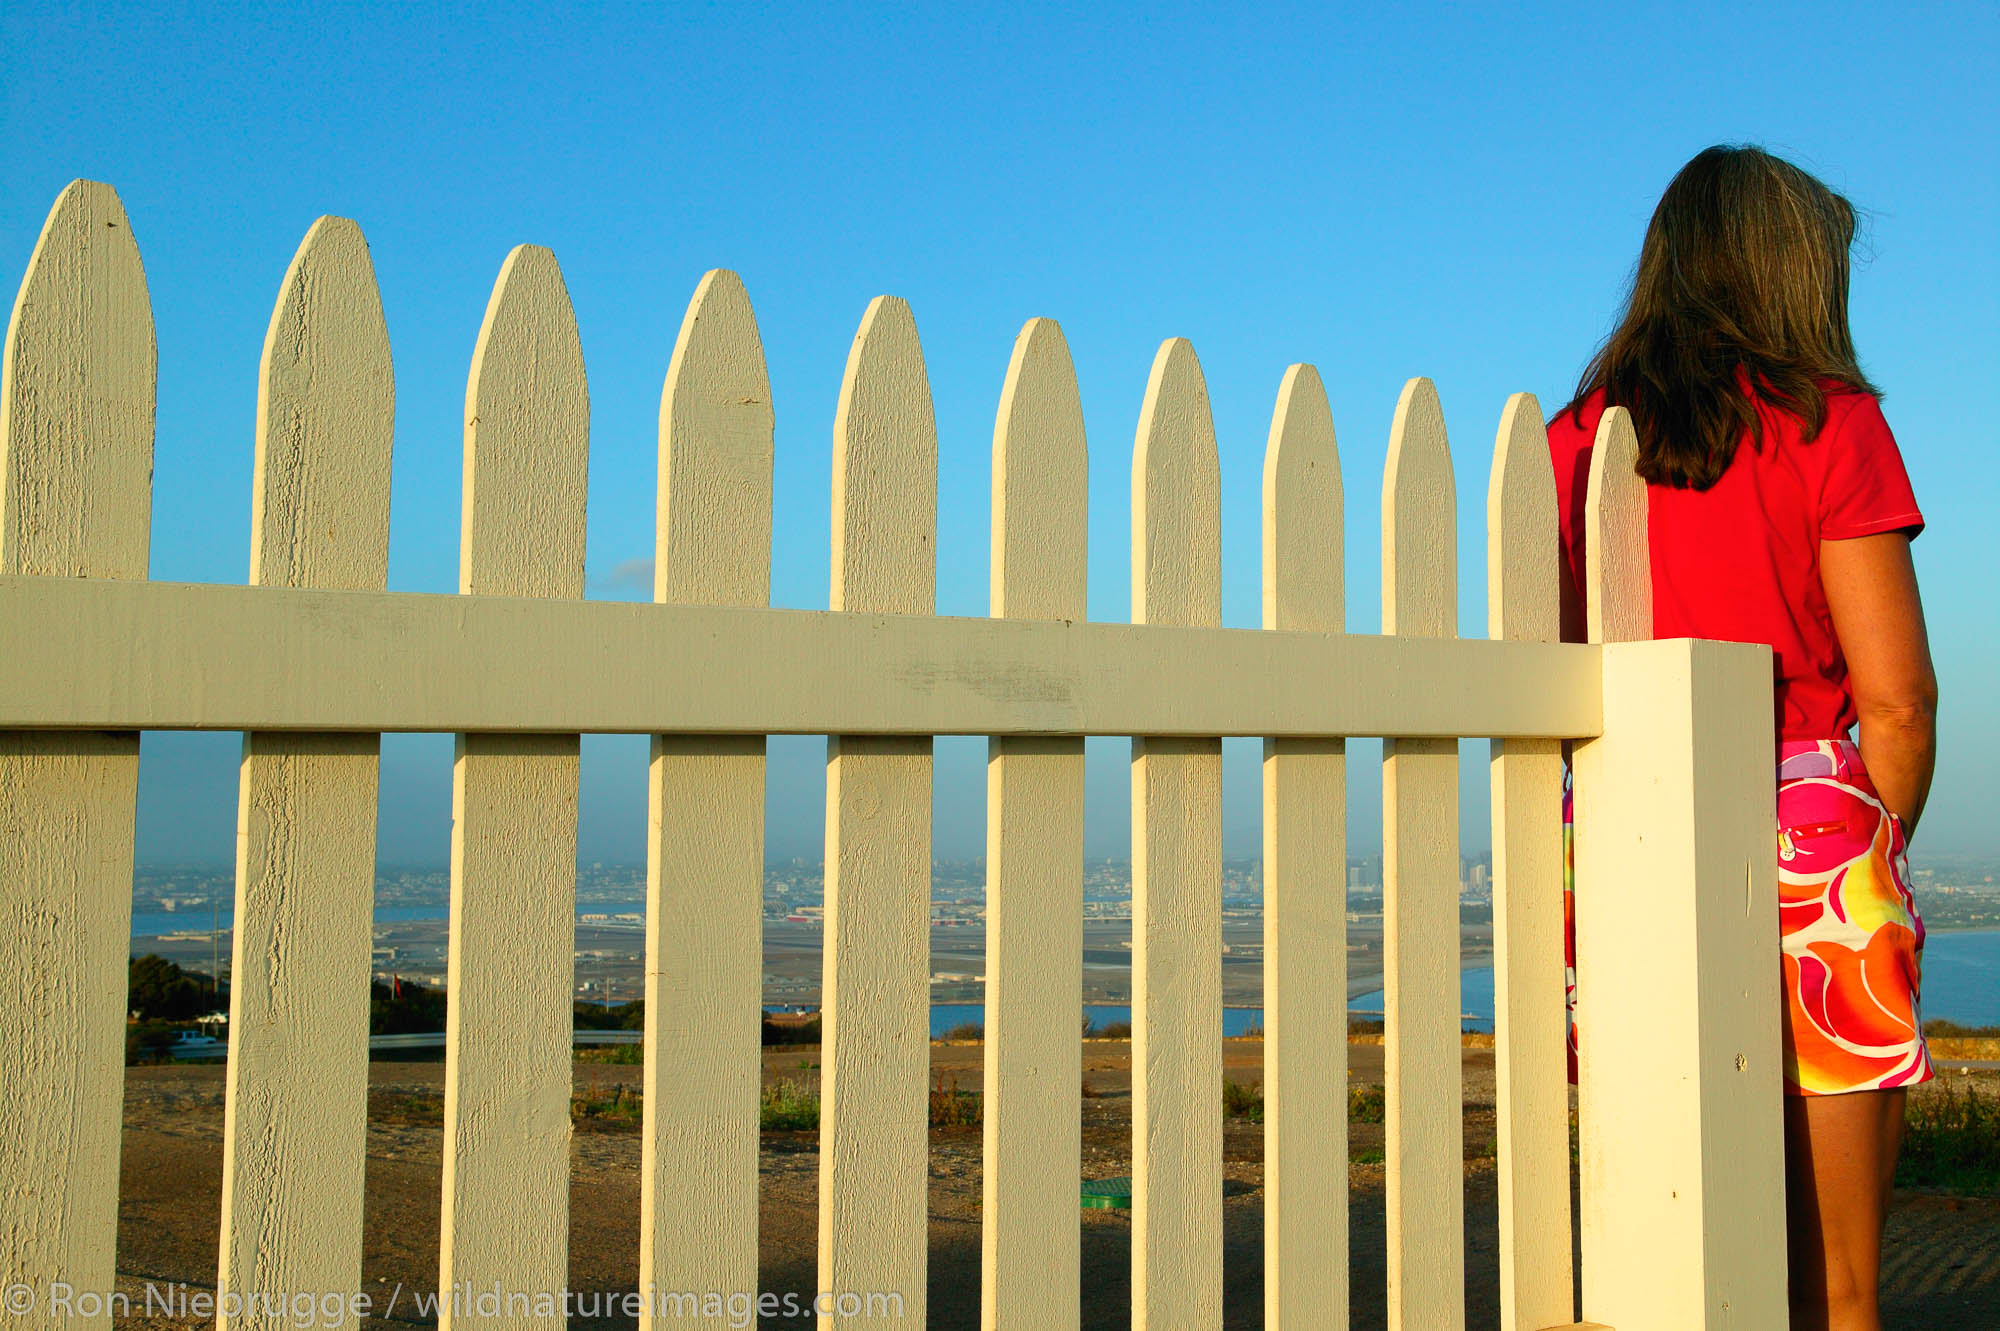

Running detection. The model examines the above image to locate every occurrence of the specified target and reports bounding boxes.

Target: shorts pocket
[1778,816,1861,861]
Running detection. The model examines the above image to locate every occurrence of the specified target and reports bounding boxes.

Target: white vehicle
[168,1029,224,1057]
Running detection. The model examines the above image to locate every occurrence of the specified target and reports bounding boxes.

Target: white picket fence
[0,180,1789,1331]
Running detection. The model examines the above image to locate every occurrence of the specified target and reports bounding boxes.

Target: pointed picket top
[1261,363,1343,633]
[251,216,393,591]
[831,295,936,616]
[461,244,588,599]
[1132,337,1220,629]
[1486,392,1558,643]
[1585,404,1649,644]
[991,317,1087,621]
[1381,376,1456,639]
[658,269,774,608]
[1,179,155,579]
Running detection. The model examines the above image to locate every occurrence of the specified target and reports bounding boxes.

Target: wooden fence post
[1573,407,1787,1329]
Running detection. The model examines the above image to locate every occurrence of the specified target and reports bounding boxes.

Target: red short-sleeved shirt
[1547,384,1924,740]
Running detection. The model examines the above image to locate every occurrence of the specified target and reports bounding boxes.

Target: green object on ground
[1081,1176,1132,1209]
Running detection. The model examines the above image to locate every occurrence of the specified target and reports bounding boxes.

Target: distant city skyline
[134,731,1428,866]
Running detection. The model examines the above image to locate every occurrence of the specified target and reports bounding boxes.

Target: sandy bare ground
[107,1046,1997,1330]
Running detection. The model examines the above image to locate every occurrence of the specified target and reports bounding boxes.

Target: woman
[1548,144,1938,1331]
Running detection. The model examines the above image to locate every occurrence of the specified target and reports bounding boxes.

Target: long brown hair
[1565,144,1877,489]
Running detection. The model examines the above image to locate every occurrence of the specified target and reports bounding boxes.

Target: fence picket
[982,317,1087,1331]
[1380,376,1464,1331]
[439,246,588,1331]
[219,218,393,1331]
[643,270,774,1330]
[1484,392,1570,1331]
[1130,337,1223,1330]
[1260,364,1347,1331]
[0,180,153,1329]
[821,296,937,1331]
[1583,407,1648,646]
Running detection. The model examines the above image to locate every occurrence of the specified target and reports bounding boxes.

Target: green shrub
[575,1044,643,1064]
[574,999,647,1032]
[1220,1081,1382,1124]
[571,1084,642,1126]
[125,1021,183,1065]
[1924,1019,2000,1039]
[931,1071,980,1127]
[761,1079,820,1131]
[1898,1082,2000,1191]
[941,1021,984,1041]
[129,954,220,1021]
[370,977,446,1035]
[753,1074,978,1131]
[1223,1079,1263,1122]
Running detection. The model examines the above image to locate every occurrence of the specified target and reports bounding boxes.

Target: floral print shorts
[1562,737,1933,1096]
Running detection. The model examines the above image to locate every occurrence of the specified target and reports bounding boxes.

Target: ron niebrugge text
[2,1279,907,1326]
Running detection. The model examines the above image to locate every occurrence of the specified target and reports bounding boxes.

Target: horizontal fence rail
[0,178,1788,1331]
[0,577,1603,738]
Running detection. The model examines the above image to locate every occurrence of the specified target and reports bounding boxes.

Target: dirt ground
[107,1044,1997,1330]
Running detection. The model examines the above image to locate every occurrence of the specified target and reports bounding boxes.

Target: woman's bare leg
[1784,1088,1907,1330]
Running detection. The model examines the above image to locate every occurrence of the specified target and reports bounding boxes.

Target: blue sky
[5,2,1995,865]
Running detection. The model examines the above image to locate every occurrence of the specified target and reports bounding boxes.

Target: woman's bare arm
[1820,532,1938,834]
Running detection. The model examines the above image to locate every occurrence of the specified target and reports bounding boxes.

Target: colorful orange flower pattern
[1775,739,1932,1094]
[1561,738,1932,1096]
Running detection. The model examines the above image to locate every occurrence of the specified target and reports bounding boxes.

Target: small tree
[128,954,216,1021]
